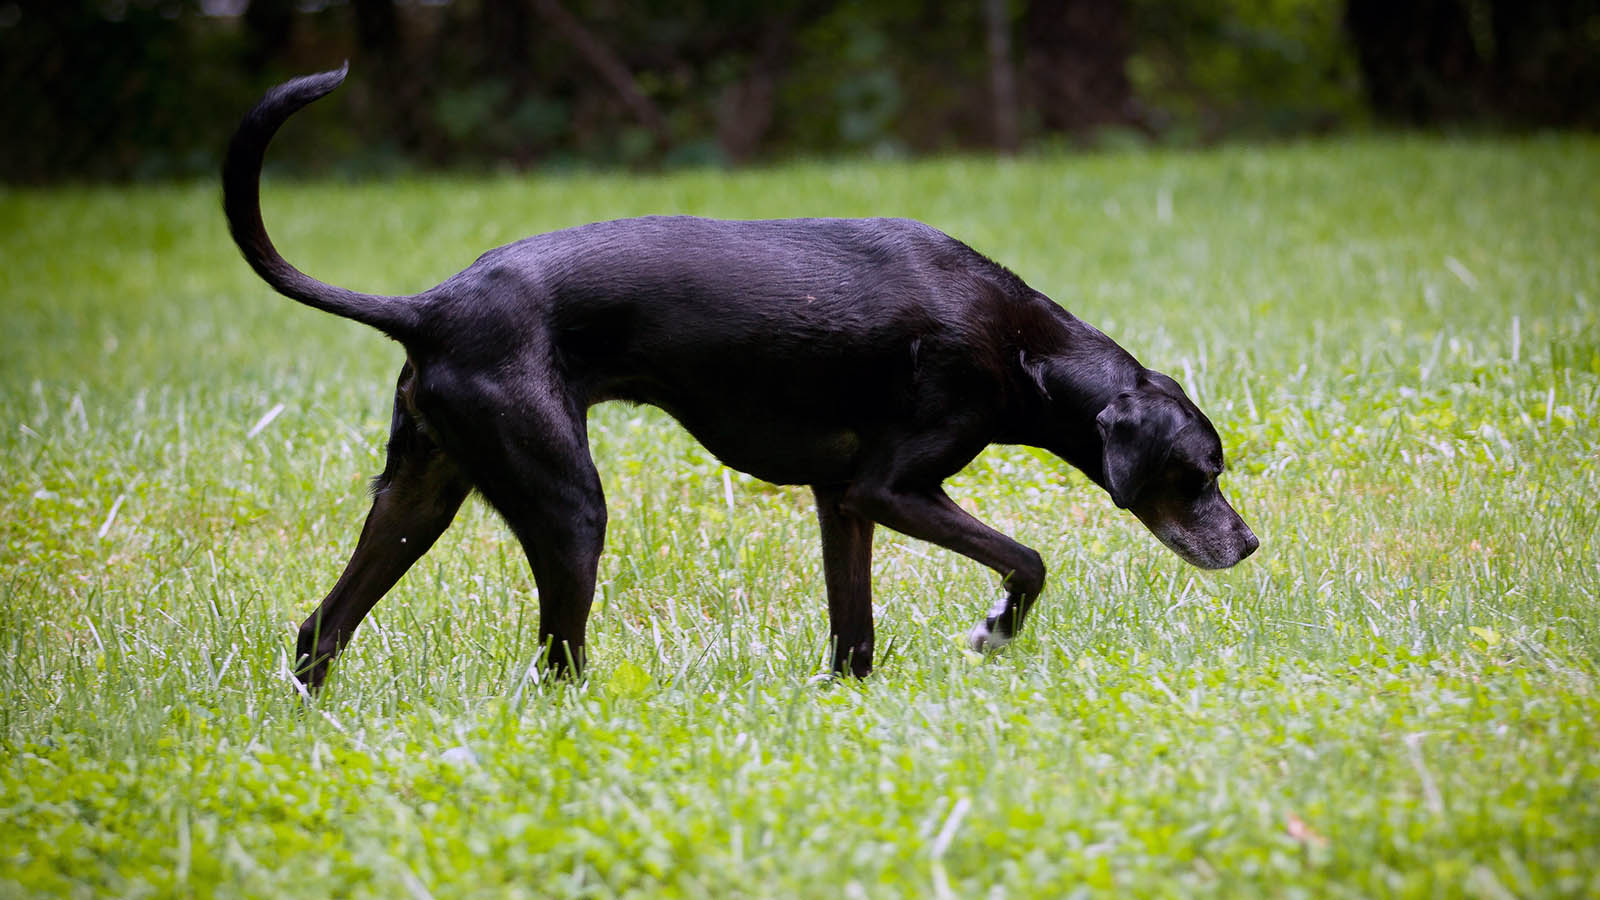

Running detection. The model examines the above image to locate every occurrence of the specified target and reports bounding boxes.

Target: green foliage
[2,137,1599,896]
[1130,0,1369,138]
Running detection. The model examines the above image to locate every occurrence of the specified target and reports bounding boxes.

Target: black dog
[223,67,1258,689]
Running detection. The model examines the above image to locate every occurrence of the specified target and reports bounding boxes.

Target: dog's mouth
[1133,496,1259,569]
[1149,523,1259,569]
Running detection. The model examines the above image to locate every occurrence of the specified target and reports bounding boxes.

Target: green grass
[2,136,1598,898]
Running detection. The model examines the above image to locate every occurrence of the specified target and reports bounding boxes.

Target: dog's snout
[1238,524,1260,560]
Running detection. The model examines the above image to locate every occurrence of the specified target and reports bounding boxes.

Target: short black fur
[223,68,1258,688]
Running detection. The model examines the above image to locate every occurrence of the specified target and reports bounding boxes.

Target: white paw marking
[968,622,1011,653]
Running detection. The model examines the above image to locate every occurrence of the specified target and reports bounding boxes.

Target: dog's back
[407,216,1049,484]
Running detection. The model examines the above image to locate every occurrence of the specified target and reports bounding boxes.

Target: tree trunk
[241,0,294,71]
[352,0,423,154]
[352,0,398,56]
[1344,0,1484,125]
[986,0,1020,152]
[1022,0,1135,134]
[530,0,671,149]
[1488,0,1600,127]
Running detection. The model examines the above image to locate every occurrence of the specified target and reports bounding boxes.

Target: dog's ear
[1020,351,1051,399]
[1096,389,1180,509]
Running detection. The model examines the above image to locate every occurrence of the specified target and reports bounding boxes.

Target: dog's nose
[1239,525,1260,560]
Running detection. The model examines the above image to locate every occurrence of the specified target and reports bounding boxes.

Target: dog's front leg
[813,485,877,677]
[841,484,1045,655]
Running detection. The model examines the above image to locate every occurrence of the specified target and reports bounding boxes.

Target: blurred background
[2,0,1596,182]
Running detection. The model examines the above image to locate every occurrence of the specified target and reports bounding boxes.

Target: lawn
[2,137,1597,898]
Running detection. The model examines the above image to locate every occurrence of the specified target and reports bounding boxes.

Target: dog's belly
[587,349,914,486]
[673,415,863,485]
[607,387,866,484]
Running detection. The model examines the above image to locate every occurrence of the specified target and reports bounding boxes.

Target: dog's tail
[222,64,422,340]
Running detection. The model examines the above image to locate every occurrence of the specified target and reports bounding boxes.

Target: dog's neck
[1018,301,1145,486]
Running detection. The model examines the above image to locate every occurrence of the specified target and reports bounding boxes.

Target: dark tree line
[1,0,1594,182]
[1346,0,1599,127]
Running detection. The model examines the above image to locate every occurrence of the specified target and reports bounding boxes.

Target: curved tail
[222,64,422,340]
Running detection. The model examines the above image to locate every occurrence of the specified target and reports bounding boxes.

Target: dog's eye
[1167,470,1199,493]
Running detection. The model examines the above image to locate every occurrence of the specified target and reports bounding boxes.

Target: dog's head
[1095,372,1258,569]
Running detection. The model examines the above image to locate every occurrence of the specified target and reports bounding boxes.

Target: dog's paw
[968,621,1012,654]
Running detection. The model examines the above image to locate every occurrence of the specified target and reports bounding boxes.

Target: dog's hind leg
[424,376,607,679]
[295,365,471,691]
[814,484,877,677]
[487,458,607,679]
